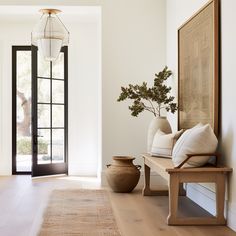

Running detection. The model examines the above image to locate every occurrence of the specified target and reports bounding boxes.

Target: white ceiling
[0,6,101,23]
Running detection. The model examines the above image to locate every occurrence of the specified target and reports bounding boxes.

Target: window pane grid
[38,127,65,129]
[38,102,65,105]
[38,76,64,81]
[36,51,66,165]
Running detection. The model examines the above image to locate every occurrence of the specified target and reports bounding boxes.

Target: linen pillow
[151,129,184,158]
[172,124,218,167]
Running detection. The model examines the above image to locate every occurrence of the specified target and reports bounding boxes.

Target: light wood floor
[0,176,235,236]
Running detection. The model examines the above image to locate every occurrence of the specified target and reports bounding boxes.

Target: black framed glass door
[12,46,32,174]
[31,46,68,177]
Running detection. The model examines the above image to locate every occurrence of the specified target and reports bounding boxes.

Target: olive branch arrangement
[117,66,177,117]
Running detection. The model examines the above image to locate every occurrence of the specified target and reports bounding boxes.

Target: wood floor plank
[0,176,235,236]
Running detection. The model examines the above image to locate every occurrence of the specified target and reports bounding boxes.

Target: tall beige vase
[147,116,172,153]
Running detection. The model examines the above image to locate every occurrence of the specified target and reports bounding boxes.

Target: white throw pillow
[172,124,218,167]
[151,129,184,158]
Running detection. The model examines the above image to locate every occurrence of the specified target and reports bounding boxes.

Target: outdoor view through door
[12,46,68,177]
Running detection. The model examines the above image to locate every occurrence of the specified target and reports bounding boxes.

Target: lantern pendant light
[31,9,69,61]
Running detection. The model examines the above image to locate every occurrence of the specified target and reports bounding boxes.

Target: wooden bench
[142,153,232,225]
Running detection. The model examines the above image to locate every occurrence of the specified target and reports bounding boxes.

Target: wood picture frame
[178,0,219,136]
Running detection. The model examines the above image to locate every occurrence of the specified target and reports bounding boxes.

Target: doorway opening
[5,6,101,177]
[12,46,68,177]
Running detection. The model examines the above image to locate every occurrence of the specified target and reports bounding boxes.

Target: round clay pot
[105,156,141,193]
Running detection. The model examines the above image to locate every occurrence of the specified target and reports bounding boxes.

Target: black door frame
[12,46,32,175]
[12,46,68,176]
[31,46,68,177]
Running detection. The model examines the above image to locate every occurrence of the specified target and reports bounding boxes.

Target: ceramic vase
[147,116,172,153]
[106,156,141,193]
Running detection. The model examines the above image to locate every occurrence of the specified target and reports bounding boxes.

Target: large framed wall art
[178,0,219,136]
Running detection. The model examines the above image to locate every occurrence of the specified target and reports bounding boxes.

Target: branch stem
[143,107,156,116]
[147,99,157,116]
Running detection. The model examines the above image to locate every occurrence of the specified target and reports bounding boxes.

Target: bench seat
[142,153,232,225]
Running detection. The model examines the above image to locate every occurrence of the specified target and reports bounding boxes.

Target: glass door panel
[37,104,51,127]
[52,80,64,103]
[38,79,50,103]
[52,129,64,163]
[52,105,64,127]
[37,129,51,164]
[38,54,50,78]
[52,53,64,79]
[32,46,68,177]
[12,47,32,174]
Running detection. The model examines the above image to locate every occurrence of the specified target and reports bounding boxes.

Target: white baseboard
[186,183,217,216]
[227,202,236,231]
[187,183,236,232]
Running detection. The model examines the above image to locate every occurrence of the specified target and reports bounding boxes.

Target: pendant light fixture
[31,9,69,61]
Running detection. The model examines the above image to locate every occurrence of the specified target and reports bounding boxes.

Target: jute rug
[38,189,122,236]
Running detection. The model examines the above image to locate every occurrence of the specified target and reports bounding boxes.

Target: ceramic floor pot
[106,156,141,193]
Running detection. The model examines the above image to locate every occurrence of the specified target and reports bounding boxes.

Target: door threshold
[32,174,67,179]
[13,172,31,175]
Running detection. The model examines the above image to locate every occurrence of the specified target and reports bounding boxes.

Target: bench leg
[167,173,179,225]
[216,174,226,224]
[142,164,168,196]
[167,172,227,226]
[142,164,151,195]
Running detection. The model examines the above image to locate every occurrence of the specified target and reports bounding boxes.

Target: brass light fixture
[31,9,69,61]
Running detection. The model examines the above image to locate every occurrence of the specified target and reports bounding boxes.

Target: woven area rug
[38,189,121,236]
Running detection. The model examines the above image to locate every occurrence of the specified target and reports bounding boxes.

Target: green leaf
[117,66,177,116]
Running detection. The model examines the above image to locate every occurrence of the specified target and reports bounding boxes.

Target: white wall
[221,0,236,230]
[101,0,166,174]
[1,0,235,231]
[0,12,101,176]
[68,20,101,176]
[166,0,236,231]
[0,0,166,177]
